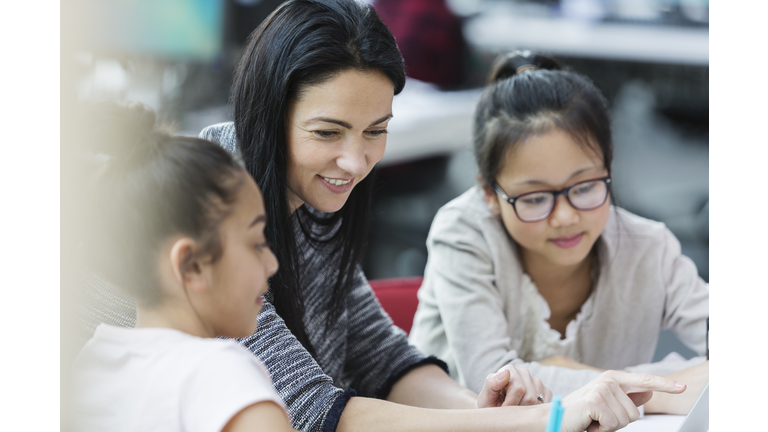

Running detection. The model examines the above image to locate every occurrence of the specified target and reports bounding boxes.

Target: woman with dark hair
[196,2,686,431]
[409,51,709,415]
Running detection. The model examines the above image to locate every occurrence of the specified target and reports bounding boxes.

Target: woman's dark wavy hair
[84,102,245,306]
[474,51,613,186]
[231,0,405,353]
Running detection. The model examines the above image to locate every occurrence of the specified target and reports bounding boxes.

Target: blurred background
[62,1,709,415]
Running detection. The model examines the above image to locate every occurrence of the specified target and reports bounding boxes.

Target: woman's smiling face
[284,69,395,214]
[483,128,611,270]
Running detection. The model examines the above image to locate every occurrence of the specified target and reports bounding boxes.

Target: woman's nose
[336,139,368,176]
[549,194,579,227]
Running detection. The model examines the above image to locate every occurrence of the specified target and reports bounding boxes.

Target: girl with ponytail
[410,51,709,415]
[72,102,293,432]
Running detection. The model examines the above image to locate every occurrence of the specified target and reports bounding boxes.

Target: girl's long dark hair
[230,0,405,353]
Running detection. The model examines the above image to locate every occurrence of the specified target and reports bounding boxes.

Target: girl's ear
[478,176,501,215]
[169,238,210,295]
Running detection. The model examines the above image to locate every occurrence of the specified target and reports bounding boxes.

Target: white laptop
[676,382,709,432]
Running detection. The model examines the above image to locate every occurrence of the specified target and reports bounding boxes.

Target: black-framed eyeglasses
[492,177,611,223]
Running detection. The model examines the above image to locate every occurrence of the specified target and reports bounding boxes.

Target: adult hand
[476,364,552,408]
[560,370,686,432]
[644,361,708,415]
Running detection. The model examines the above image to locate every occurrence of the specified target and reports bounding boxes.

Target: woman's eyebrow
[369,114,392,126]
[249,214,267,228]
[304,114,392,129]
[306,117,352,129]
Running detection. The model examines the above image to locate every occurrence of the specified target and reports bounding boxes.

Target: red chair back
[369,276,423,335]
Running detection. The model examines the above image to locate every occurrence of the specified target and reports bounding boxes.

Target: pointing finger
[607,371,687,395]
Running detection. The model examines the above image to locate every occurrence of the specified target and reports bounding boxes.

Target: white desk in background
[463,7,709,66]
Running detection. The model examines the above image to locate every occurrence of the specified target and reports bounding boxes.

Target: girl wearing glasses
[409,51,709,415]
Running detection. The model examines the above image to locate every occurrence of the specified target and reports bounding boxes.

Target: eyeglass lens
[515,179,608,221]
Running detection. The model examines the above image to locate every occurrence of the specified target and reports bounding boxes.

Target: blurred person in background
[373,0,467,89]
[72,102,294,432]
[409,51,709,415]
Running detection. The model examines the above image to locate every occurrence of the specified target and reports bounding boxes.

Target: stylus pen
[545,395,564,432]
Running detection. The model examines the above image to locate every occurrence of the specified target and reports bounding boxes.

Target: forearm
[338,397,547,432]
[386,364,477,409]
[642,361,708,415]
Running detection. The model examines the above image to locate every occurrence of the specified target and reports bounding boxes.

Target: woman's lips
[549,233,584,249]
[318,175,355,194]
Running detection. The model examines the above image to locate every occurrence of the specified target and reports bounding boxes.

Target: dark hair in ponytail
[474,50,613,186]
[83,102,245,306]
[230,0,405,353]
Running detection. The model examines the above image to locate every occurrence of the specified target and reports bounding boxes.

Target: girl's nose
[336,139,368,176]
[549,194,579,227]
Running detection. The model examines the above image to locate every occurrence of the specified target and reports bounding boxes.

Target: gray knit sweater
[76,122,440,432]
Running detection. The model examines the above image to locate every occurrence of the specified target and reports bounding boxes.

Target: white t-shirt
[72,324,288,432]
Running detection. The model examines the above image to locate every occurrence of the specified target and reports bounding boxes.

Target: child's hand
[476,365,552,408]
[644,360,708,415]
[560,370,685,432]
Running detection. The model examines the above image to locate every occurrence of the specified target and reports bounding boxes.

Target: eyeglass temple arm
[492,182,515,204]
